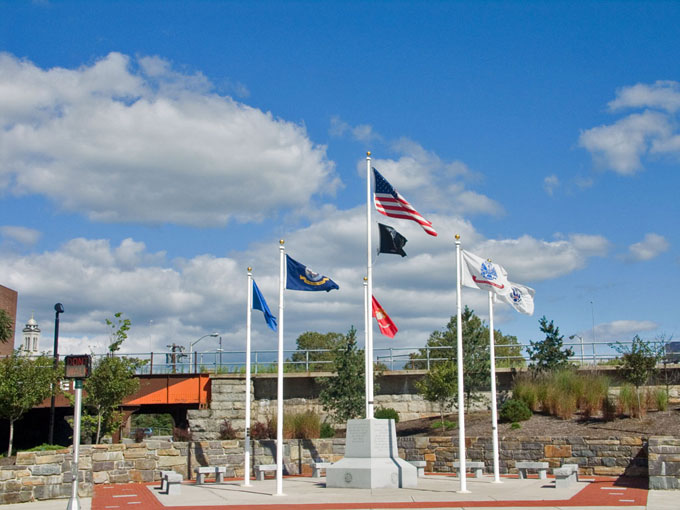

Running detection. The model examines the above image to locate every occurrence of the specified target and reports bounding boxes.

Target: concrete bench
[408,460,427,478]
[194,466,227,484]
[163,471,183,495]
[159,470,175,492]
[516,461,549,480]
[255,464,277,481]
[311,461,332,478]
[452,461,484,479]
[553,464,579,488]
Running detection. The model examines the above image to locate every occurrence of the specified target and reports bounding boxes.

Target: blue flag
[252,279,277,331]
[285,255,339,292]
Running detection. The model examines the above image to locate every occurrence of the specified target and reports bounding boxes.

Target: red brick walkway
[92,476,648,510]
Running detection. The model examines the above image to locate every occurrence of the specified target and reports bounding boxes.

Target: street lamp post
[48,303,64,445]
[189,333,218,372]
[569,335,585,365]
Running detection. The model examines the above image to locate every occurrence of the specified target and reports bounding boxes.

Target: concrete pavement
[1,476,678,510]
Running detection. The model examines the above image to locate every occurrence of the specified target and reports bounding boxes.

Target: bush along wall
[0,435,665,504]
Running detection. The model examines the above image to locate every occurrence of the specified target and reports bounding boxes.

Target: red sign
[64,354,92,379]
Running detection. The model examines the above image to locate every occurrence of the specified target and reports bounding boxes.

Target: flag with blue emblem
[252,279,277,331]
[285,255,339,292]
[497,282,535,315]
[461,249,512,296]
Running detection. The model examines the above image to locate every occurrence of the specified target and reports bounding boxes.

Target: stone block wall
[399,435,648,477]
[649,436,680,489]
[1,434,658,503]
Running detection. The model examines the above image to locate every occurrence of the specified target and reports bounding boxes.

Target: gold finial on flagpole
[455,234,460,240]
[367,151,371,157]
[364,276,368,281]
[279,239,284,245]
[248,267,252,272]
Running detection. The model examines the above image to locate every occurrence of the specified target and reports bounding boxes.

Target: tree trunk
[7,419,14,457]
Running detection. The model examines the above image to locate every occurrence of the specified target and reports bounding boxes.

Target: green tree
[527,316,574,374]
[409,307,521,409]
[613,335,662,417]
[0,309,14,344]
[289,331,345,372]
[415,360,457,425]
[82,313,141,443]
[0,354,58,456]
[318,327,365,424]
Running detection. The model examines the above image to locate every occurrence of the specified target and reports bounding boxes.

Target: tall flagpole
[455,234,469,493]
[363,276,370,418]
[275,241,285,496]
[366,151,374,418]
[244,268,253,486]
[488,289,501,483]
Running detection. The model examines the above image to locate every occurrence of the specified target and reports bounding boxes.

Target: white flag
[461,250,512,296]
[498,282,535,315]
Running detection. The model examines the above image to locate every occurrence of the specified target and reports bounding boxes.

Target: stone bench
[311,461,332,478]
[554,464,579,488]
[159,470,175,492]
[516,461,549,480]
[194,466,227,484]
[255,464,277,481]
[408,460,427,478]
[163,471,183,495]
[452,461,484,479]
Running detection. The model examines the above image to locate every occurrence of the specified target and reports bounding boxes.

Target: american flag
[373,168,437,237]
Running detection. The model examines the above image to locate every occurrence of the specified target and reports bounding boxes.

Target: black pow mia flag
[378,223,408,257]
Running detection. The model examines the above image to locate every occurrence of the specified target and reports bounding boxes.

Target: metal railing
[81,338,671,375]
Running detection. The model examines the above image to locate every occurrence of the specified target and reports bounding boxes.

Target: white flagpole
[363,276,369,418]
[455,234,469,493]
[366,151,374,418]
[488,289,501,483]
[275,241,285,496]
[244,268,253,486]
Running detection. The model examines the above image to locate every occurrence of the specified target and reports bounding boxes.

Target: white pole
[363,276,370,418]
[455,235,469,493]
[275,241,285,496]
[366,151,374,419]
[244,268,253,486]
[488,290,501,483]
[66,382,82,510]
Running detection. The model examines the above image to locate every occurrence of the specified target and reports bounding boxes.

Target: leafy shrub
[499,399,532,423]
[374,407,400,423]
[21,444,66,452]
[251,418,275,440]
[320,422,335,438]
[173,427,192,442]
[510,422,521,430]
[219,419,238,440]
[601,396,617,422]
[432,420,457,430]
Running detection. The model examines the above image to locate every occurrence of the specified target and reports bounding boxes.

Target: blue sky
[0,1,678,361]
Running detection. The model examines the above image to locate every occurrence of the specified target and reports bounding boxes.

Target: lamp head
[54,303,64,314]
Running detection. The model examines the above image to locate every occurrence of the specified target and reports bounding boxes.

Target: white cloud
[0,225,41,246]
[608,81,680,113]
[1,217,610,355]
[370,139,504,217]
[624,233,670,262]
[591,320,659,342]
[0,52,337,226]
[543,174,559,196]
[329,115,381,143]
[578,110,671,175]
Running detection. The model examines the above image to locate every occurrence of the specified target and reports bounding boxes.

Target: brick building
[0,284,18,355]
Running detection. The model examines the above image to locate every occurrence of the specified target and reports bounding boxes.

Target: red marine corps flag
[371,295,398,338]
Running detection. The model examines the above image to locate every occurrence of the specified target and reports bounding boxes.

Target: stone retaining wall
[648,436,680,489]
[1,435,660,504]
